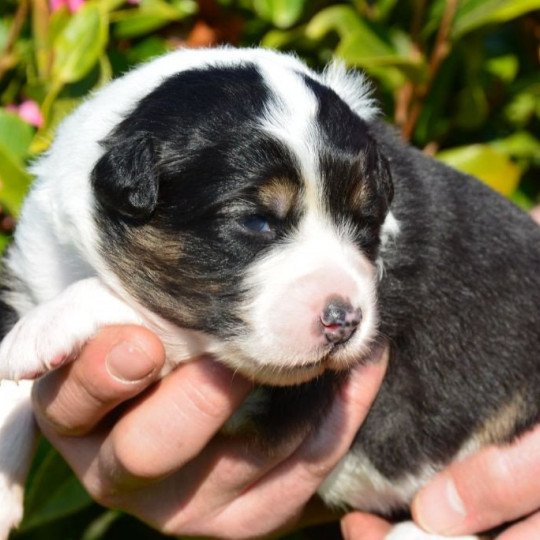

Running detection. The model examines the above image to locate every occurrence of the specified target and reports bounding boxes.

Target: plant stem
[0,0,30,82]
[401,0,458,141]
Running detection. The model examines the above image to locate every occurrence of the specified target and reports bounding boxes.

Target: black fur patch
[355,122,540,481]
[91,62,540,494]
[303,75,393,260]
[92,65,303,337]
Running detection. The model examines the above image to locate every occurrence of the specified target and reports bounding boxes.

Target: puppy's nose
[320,299,362,344]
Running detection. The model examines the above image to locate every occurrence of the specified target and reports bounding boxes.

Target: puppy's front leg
[0,277,143,381]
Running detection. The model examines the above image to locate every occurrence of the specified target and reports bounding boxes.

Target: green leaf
[254,0,309,29]
[126,35,170,65]
[0,110,34,162]
[505,85,540,126]
[100,0,129,11]
[305,5,425,85]
[337,35,425,77]
[261,26,308,49]
[452,0,540,38]
[491,131,540,162]
[0,144,32,216]
[81,510,121,540]
[305,5,364,40]
[375,0,399,20]
[112,0,197,39]
[52,3,109,84]
[20,447,92,532]
[0,18,10,51]
[437,144,522,196]
[486,54,519,83]
[30,96,81,154]
[455,83,489,129]
[0,233,11,254]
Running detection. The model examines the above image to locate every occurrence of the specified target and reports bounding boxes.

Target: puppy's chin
[212,342,373,386]
[238,360,328,386]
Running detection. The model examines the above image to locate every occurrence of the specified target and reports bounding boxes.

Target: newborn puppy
[0,47,538,540]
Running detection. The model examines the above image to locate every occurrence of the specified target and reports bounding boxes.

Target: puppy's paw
[0,306,75,380]
[385,522,479,540]
[0,277,142,380]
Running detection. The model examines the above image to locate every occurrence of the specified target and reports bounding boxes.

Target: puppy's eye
[242,214,272,234]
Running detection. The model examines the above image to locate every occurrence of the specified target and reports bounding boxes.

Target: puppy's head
[91,53,393,385]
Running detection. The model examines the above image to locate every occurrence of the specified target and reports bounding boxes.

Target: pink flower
[49,0,85,13]
[67,0,85,11]
[49,0,65,11]
[7,100,44,128]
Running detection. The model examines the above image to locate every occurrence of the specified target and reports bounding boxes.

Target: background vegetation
[0,0,539,538]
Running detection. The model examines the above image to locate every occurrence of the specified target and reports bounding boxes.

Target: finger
[412,423,540,536]
[131,352,388,537]
[98,352,387,537]
[341,512,392,540]
[33,325,165,437]
[96,356,252,485]
[497,511,540,540]
[197,352,388,537]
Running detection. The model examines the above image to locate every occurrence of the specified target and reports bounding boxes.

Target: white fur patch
[0,47,381,536]
[377,211,401,277]
[319,450,438,515]
[385,522,478,540]
[233,211,379,385]
[0,278,143,380]
[321,60,378,121]
[0,381,35,539]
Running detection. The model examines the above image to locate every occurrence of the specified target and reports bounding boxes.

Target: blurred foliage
[0,0,539,538]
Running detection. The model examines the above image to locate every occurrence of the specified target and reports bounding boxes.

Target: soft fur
[0,47,538,540]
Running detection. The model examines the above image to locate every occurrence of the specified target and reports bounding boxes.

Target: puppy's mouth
[245,359,327,386]
[246,346,359,386]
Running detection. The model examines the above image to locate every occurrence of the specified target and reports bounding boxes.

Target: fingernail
[106,340,157,383]
[414,474,467,535]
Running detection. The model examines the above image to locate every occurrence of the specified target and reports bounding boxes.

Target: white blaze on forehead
[239,211,379,369]
[257,64,323,212]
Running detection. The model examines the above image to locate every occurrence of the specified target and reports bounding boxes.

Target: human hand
[32,324,388,538]
[341,424,540,540]
[408,424,540,539]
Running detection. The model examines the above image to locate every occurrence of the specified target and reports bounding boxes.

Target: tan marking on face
[474,392,528,445]
[258,178,299,219]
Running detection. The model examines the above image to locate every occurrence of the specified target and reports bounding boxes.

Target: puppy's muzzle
[320,298,362,344]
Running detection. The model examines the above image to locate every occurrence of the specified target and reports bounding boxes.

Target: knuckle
[301,459,336,482]
[72,368,110,409]
[161,510,207,537]
[481,447,516,508]
[109,430,158,481]
[183,382,229,422]
[84,476,121,508]
[33,380,91,436]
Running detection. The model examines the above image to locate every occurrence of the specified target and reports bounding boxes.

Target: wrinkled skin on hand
[33,325,387,539]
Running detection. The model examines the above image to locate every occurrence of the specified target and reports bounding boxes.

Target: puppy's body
[0,47,538,539]
[323,123,540,513]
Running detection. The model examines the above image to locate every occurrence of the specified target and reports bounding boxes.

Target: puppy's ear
[373,149,393,215]
[362,140,394,220]
[91,132,158,220]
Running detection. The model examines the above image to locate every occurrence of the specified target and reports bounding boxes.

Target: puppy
[0,47,538,540]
